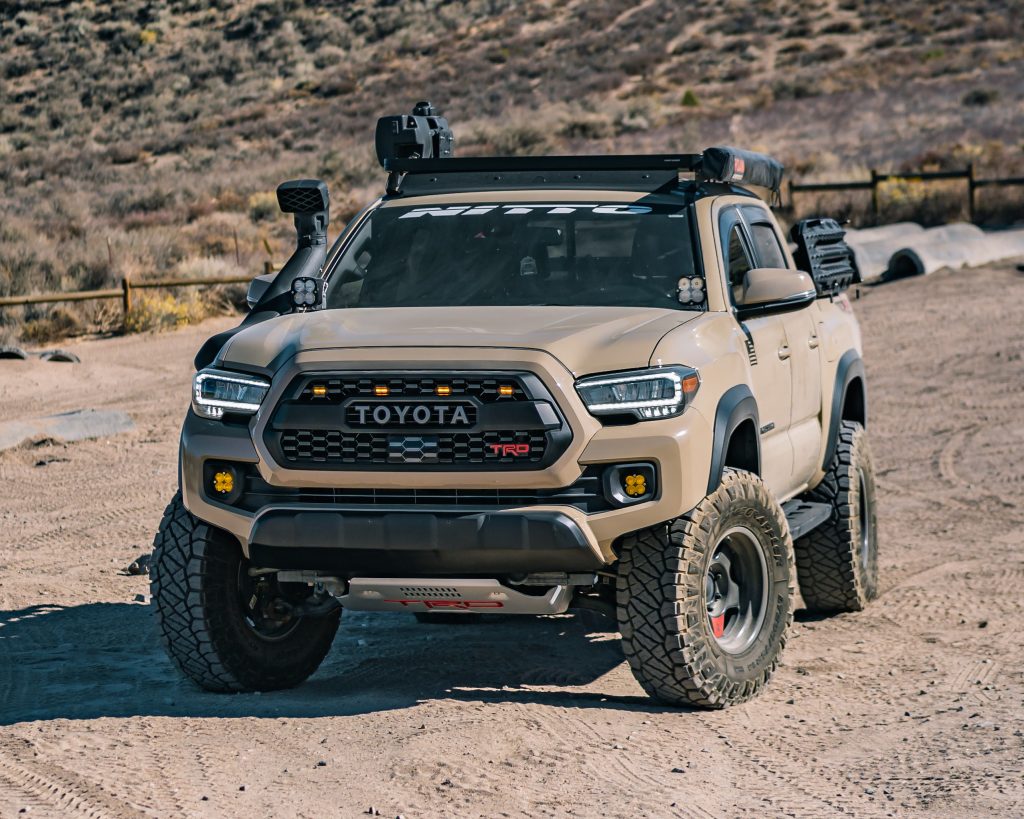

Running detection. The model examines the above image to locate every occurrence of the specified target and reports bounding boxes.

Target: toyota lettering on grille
[347,401,475,427]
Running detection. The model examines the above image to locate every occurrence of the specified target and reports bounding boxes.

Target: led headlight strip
[192,368,270,420]
[575,366,700,421]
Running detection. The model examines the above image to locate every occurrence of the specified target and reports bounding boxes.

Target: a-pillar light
[291,276,323,308]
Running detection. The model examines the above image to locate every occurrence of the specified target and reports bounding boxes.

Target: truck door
[741,206,823,489]
[720,207,793,493]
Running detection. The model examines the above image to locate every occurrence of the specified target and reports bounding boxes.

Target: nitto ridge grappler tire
[794,420,878,613]
[150,493,340,692]
[616,468,795,708]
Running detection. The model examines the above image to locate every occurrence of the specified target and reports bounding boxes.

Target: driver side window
[722,218,753,304]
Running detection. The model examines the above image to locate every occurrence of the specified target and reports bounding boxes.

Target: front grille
[279,430,547,466]
[265,371,571,471]
[235,467,609,513]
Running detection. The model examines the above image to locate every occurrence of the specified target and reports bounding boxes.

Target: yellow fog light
[312,384,328,398]
[624,474,647,497]
[374,385,389,396]
[436,385,451,396]
[213,470,234,494]
[499,385,514,397]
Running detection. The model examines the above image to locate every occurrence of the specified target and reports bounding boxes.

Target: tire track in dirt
[0,737,146,819]
[124,720,197,818]
[876,560,1024,629]
[684,710,885,818]
[521,703,719,818]
[935,425,977,488]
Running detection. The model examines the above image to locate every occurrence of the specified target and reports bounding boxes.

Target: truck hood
[219,306,700,376]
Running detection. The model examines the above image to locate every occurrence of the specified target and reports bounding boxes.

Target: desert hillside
[1,0,1022,339]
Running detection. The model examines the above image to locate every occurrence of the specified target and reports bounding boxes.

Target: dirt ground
[1,262,1022,818]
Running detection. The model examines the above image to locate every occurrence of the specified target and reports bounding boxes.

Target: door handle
[777,345,791,360]
[808,335,819,349]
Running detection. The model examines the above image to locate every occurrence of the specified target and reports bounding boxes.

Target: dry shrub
[179,212,251,258]
[124,292,211,334]
[333,193,369,225]
[248,191,279,222]
[473,123,554,156]
[974,187,1024,227]
[20,307,81,344]
[962,88,998,107]
[559,114,615,140]
[800,44,846,65]
[876,178,968,225]
[792,179,969,228]
[174,256,246,280]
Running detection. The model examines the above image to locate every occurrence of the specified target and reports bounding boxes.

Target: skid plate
[336,577,571,615]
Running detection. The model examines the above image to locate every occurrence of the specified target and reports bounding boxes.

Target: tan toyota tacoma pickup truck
[151,103,877,708]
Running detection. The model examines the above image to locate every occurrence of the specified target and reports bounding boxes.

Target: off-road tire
[794,421,878,612]
[616,469,795,708]
[150,492,340,692]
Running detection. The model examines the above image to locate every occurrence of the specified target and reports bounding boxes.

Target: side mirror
[735,267,816,320]
[246,272,275,310]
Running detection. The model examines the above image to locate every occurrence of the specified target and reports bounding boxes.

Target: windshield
[325,201,702,310]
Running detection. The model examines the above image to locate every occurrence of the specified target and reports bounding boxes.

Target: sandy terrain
[1,262,1022,818]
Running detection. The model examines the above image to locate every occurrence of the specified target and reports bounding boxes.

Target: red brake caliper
[710,614,726,638]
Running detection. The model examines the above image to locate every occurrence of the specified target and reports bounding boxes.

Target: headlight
[575,366,700,421]
[192,368,270,420]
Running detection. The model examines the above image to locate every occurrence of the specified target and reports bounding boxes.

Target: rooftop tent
[698,146,785,195]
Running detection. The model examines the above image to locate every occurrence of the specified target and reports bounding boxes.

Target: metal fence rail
[788,165,1024,222]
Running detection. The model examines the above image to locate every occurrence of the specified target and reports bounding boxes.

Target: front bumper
[248,508,602,574]
[180,347,714,573]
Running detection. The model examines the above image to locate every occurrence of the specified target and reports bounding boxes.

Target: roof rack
[382,150,783,198]
[382,155,705,197]
[373,105,784,197]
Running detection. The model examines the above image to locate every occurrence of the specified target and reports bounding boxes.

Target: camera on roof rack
[375,101,454,168]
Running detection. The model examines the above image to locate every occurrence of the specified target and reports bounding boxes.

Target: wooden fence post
[121,277,132,327]
[967,163,976,223]
[869,169,880,221]
[264,261,274,276]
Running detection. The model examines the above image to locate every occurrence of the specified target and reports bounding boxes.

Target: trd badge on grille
[348,402,474,427]
[388,435,440,463]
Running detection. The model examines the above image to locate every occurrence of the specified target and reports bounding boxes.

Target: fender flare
[193,310,279,371]
[822,349,867,469]
[707,384,760,493]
